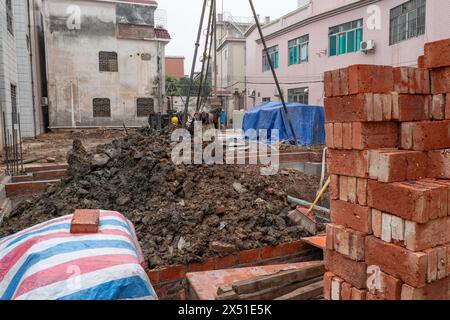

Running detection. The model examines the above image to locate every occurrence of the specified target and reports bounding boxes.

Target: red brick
[339,68,349,96]
[401,277,450,300]
[324,71,333,98]
[351,122,399,150]
[339,176,349,202]
[342,123,352,150]
[238,248,261,264]
[417,55,425,69]
[328,149,369,178]
[348,65,394,94]
[160,265,187,282]
[368,180,448,223]
[347,177,357,204]
[325,250,367,289]
[261,245,283,259]
[365,236,428,287]
[215,255,238,270]
[333,123,343,149]
[424,38,450,69]
[392,94,430,121]
[147,270,160,284]
[409,68,431,95]
[323,272,334,300]
[428,149,450,179]
[431,67,450,94]
[280,241,306,256]
[431,94,446,120]
[393,67,410,94]
[380,272,403,301]
[356,178,368,206]
[332,69,341,97]
[324,94,373,123]
[70,209,100,234]
[330,200,372,234]
[366,292,384,300]
[327,224,366,261]
[325,123,334,148]
[401,120,450,151]
[369,150,428,183]
[330,175,339,200]
[415,179,450,219]
[404,217,450,252]
[351,287,367,300]
[371,209,383,238]
[446,94,450,119]
[188,259,215,272]
[341,282,352,300]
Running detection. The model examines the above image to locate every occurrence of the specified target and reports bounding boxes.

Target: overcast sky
[158,0,299,74]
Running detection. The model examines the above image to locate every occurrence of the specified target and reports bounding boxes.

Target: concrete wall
[245,0,450,108]
[44,0,168,128]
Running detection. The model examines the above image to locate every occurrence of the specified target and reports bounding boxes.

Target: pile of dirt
[0,128,328,268]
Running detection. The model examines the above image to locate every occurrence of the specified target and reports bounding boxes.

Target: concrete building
[0,0,46,150]
[245,0,450,108]
[215,12,264,116]
[165,56,185,79]
[44,0,171,129]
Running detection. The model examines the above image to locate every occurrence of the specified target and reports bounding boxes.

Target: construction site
[0,0,449,305]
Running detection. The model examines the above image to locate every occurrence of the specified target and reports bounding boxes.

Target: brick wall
[147,240,322,300]
[323,38,450,301]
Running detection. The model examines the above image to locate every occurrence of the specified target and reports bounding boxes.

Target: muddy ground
[0,128,328,268]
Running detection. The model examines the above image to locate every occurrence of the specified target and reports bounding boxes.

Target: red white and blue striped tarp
[0,210,157,300]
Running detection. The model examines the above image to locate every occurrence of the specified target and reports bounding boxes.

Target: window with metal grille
[288,34,309,66]
[262,46,279,72]
[389,0,426,45]
[329,19,363,56]
[11,84,18,124]
[288,87,309,104]
[6,0,13,35]
[99,51,118,72]
[136,98,154,117]
[93,98,111,118]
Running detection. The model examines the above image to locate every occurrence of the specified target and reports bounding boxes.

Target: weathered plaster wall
[45,0,165,128]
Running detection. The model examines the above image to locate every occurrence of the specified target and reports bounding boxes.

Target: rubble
[0,128,328,268]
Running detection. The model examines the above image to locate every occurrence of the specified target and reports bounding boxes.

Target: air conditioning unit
[361,40,375,52]
[248,89,256,98]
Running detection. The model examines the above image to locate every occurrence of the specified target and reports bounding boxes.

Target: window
[99,51,118,72]
[6,0,13,35]
[262,46,279,72]
[390,0,426,45]
[262,97,271,102]
[93,98,111,118]
[288,87,309,104]
[329,19,363,56]
[11,84,18,124]
[288,35,309,66]
[137,98,154,117]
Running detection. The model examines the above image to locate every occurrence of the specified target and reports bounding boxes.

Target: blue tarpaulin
[242,102,325,145]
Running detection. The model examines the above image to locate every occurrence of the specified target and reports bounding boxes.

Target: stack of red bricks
[323,38,450,300]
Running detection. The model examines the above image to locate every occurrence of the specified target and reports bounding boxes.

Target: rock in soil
[0,127,329,269]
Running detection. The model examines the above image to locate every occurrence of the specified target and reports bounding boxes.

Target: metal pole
[182,0,209,128]
[194,0,215,115]
[18,112,24,173]
[248,0,299,147]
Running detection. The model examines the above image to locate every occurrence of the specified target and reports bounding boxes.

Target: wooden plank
[234,276,323,301]
[231,261,324,295]
[274,280,324,300]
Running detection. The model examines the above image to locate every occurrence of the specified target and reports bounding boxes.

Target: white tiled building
[0,0,44,149]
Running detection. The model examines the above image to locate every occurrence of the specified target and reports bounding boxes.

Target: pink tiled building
[245,0,450,108]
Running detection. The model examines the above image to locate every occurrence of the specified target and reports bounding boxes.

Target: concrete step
[32,169,67,181]
[25,164,68,173]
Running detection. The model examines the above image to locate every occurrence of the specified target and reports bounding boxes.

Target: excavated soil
[0,128,328,268]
